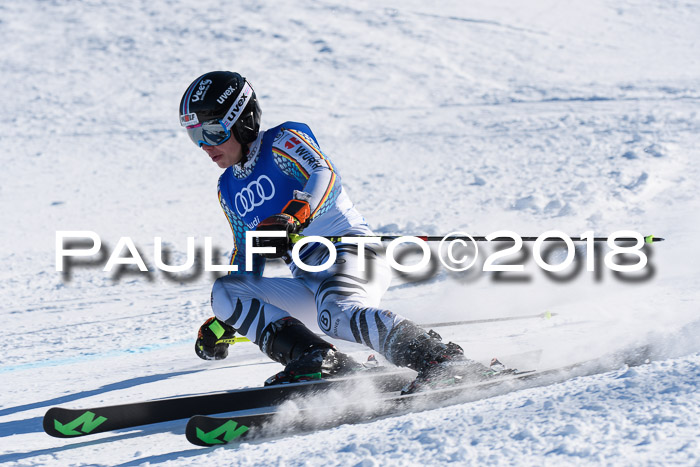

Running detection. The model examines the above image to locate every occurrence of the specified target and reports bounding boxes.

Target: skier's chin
[212,155,232,168]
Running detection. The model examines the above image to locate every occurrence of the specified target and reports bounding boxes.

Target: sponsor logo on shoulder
[217,85,236,105]
[294,145,322,170]
[191,79,212,103]
[284,136,301,150]
[180,112,199,127]
[273,132,284,143]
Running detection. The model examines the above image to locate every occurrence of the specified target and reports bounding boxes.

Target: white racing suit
[211,121,405,358]
[212,242,403,352]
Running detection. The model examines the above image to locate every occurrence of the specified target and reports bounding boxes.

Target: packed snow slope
[1,0,699,465]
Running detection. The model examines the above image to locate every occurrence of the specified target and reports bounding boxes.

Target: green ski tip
[54,411,107,436]
[195,420,249,445]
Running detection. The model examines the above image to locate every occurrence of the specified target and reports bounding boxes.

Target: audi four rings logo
[234,175,276,217]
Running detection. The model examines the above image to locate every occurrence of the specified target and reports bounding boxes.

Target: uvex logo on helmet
[222,82,253,131]
[217,86,236,105]
[191,79,212,103]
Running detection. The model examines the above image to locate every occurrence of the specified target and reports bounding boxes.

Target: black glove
[253,199,311,259]
[195,317,236,360]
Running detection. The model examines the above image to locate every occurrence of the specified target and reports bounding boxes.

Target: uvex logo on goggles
[222,82,253,131]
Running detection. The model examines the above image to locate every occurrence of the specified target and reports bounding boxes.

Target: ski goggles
[184,120,232,147]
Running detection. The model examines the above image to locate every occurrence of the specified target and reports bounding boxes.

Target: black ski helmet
[179,71,261,147]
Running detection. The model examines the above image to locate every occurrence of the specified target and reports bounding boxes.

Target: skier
[180,71,487,391]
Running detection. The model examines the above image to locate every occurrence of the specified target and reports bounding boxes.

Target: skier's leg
[299,243,400,347]
[303,244,488,382]
[211,275,361,383]
[302,243,405,353]
[211,274,313,344]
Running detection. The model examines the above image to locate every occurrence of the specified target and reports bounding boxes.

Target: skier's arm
[252,127,340,258]
[271,128,342,223]
[218,177,265,275]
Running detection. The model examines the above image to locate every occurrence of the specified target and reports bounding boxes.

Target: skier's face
[201,136,243,169]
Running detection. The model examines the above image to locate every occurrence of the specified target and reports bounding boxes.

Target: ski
[184,369,539,446]
[43,367,415,438]
[185,346,651,447]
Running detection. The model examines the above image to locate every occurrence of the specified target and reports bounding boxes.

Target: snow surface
[1,0,699,465]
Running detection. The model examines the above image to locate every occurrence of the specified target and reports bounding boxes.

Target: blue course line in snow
[0,339,191,374]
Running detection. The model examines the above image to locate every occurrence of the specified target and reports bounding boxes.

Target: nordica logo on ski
[54,411,107,436]
[196,420,249,445]
[222,82,253,130]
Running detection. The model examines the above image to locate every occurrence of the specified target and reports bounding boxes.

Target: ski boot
[261,317,363,385]
[383,320,492,394]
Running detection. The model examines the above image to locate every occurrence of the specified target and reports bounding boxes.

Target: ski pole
[216,336,252,345]
[289,233,663,244]
[422,311,555,328]
[217,312,556,346]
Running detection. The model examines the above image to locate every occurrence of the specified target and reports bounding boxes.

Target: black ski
[43,368,415,438]
[185,369,537,446]
[185,346,651,446]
